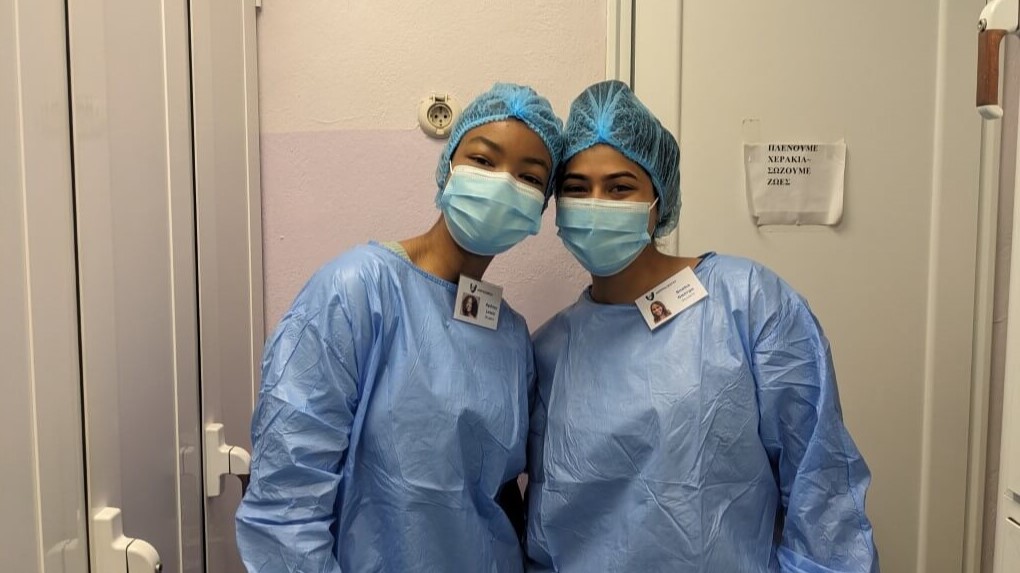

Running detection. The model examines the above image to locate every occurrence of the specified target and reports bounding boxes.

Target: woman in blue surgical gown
[525,81,879,572]
[235,83,563,573]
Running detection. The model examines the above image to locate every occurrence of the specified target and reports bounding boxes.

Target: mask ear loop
[439,162,456,201]
[648,196,661,237]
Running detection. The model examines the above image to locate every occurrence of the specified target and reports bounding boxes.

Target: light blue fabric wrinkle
[237,243,533,573]
[526,254,879,573]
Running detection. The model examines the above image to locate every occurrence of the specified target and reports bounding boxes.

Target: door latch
[92,507,162,572]
[205,422,252,497]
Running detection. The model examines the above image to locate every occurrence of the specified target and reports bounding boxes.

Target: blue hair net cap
[435,83,564,203]
[562,80,681,237]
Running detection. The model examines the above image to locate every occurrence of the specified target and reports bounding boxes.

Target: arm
[754,300,879,573]
[236,295,360,573]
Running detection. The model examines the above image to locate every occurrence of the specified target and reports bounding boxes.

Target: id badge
[454,275,503,330]
[635,266,708,330]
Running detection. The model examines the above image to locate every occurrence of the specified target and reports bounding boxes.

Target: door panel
[67,0,203,571]
[1,1,88,571]
[191,0,265,570]
[7,0,262,570]
[633,1,983,571]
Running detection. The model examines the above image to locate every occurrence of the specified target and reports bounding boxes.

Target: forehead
[456,120,549,158]
[565,144,648,179]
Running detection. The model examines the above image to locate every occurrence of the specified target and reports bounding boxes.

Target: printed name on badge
[454,275,503,331]
[635,266,708,331]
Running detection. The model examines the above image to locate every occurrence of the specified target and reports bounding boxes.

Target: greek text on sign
[744,140,846,226]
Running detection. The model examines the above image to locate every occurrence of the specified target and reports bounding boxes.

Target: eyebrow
[605,170,639,180]
[466,135,504,153]
[561,170,639,181]
[465,135,551,172]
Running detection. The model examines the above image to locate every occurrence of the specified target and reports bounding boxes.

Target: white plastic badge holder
[635,266,708,331]
[454,275,503,331]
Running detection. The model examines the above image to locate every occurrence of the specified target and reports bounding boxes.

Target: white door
[67,0,203,570]
[4,0,263,570]
[631,1,984,572]
[191,0,265,571]
[2,0,88,571]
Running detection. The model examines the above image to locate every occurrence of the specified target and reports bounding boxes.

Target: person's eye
[609,184,636,195]
[560,184,587,195]
[470,155,494,168]
[520,174,545,188]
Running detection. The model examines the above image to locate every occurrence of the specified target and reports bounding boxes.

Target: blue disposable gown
[526,254,878,572]
[236,243,533,573]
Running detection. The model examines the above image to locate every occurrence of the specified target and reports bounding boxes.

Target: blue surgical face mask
[439,164,545,256]
[556,196,658,276]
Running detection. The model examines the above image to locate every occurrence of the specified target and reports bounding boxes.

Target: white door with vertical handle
[630,1,984,571]
[2,0,88,571]
[6,0,262,570]
[66,0,203,571]
[190,0,265,570]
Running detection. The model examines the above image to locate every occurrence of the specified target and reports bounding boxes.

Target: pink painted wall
[257,0,606,331]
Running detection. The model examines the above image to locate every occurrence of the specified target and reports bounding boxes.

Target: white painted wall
[256,0,606,331]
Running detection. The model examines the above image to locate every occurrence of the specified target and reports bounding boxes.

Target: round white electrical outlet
[419,94,460,139]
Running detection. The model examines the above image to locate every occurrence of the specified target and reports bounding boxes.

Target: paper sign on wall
[743,141,846,226]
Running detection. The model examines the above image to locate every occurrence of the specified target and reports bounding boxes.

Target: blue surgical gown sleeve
[753,287,879,572]
[236,270,365,573]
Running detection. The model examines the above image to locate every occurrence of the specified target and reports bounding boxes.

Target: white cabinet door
[1,1,88,572]
[66,0,203,571]
[5,0,261,571]
[631,1,983,571]
[191,0,265,571]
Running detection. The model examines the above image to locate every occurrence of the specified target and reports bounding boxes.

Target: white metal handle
[205,422,252,497]
[980,0,1020,33]
[92,507,162,572]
